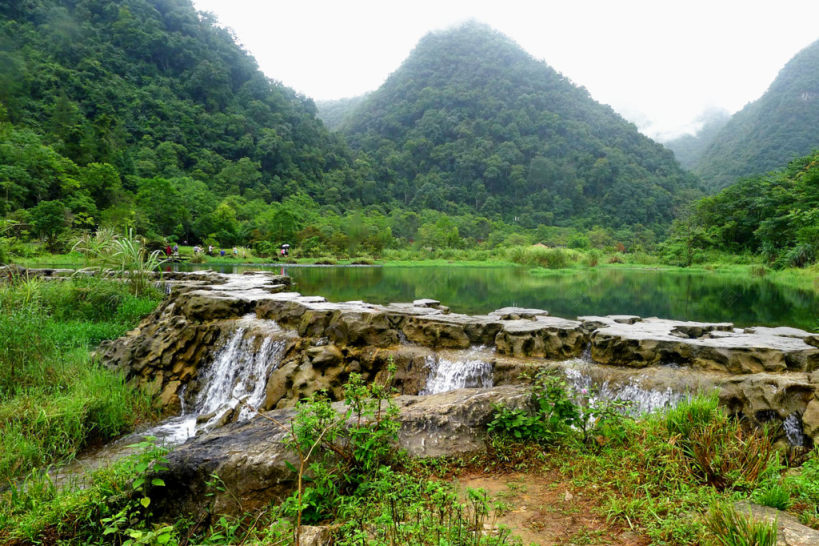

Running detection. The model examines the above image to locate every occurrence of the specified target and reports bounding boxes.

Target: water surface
[173,264,818,330]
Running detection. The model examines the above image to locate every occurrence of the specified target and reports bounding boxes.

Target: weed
[706,502,777,546]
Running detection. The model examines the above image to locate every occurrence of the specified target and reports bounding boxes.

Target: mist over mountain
[663,109,730,170]
[336,22,701,230]
[316,95,368,131]
[693,39,819,190]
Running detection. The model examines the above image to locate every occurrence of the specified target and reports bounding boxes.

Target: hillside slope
[341,22,701,230]
[0,0,359,214]
[694,39,819,190]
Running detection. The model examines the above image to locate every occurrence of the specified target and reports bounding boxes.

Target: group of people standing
[165,243,291,259]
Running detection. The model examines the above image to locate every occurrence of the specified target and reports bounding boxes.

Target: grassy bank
[0,275,161,482]
[9,241,819,297]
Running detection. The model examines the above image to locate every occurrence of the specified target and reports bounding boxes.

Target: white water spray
[421,348,493,394]
[563,365,684,415]
[145,315,288,443]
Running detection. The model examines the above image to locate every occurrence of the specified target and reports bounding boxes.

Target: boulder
[734,501,819,546]
[153,385,530,517]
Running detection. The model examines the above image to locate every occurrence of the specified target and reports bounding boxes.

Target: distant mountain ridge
[336,22,701,229]
[693,39,819,190]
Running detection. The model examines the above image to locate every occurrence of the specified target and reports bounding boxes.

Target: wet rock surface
[97,272,819,443]
[153,385,530,516]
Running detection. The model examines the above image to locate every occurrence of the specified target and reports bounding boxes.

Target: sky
[191,0,819,141]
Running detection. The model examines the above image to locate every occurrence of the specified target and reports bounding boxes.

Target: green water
[173,264,818,330]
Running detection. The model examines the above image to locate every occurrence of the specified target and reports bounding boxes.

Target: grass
[0,275,161,482]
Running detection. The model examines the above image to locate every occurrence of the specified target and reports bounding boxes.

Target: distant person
[173,244,178,254]
[208,245,214,255]
[220,249,226,257]
[232,246,238,257]
[165,245,172,257]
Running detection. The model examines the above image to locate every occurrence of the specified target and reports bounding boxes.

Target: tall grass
[0,275,160,481]
[505,245,580,268]
[72,228,165,296]
[706,503,777,546]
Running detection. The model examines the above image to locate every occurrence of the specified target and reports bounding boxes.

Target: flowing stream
[421,348,494,394]
[146,315,289,445]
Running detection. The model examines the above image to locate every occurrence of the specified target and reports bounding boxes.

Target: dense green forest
[0,5,704,258]
[335,22,702,231]
[692,39,819,190]
[0,0,384,251]
[665,150,819,267]
[316,95,368,131]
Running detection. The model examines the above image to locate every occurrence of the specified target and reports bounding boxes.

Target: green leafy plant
[706,502,777,546]
[72,228,165,296]
[100,437,176,545]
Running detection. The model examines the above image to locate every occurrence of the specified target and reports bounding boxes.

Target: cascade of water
[143,315,287,444]
[563,366,683,415]
[421,349,493,395]
[193,317,287,430]
[782,413,807,447]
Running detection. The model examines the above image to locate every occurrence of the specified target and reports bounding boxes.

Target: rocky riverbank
[90,270,819,514]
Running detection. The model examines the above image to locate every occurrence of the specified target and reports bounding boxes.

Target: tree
[29,199,67,250]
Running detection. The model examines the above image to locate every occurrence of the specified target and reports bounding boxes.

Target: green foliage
[488,371,630,449]
[666,395,777,491]
[281,367,400,524]
[752,483,792,511]
[73,228,166,296]
[506,245,578,269]
[666,151,819,268]
[706,502,777,546]
[0,275,158,481]
[340,22,701,230]
[0,438,178,545]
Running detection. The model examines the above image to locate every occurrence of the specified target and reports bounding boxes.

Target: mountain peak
[339,24,699,229]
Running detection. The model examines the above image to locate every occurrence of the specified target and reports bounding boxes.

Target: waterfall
[421,349,493,394]
[782,413,807,447]
[145,315,287,444]
[563,366,684,416]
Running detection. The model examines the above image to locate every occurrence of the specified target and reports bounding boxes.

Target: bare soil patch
[454,470,649,545]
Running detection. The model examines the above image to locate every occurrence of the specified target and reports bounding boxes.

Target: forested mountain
[0,0,369,242]
[663,109,730,170]
[338,22,701,231]
[694,39,819,190]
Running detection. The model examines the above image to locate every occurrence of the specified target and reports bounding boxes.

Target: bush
[506,245,577,269]
[753,483,792,511]
[666,395,777,490]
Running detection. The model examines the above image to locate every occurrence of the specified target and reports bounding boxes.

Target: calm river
[172,264,818,331]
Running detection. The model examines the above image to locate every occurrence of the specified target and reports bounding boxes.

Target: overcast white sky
[191,0,819,141]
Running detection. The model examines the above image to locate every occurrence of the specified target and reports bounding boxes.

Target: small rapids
[563,363,685,416]
[145,315,288,445]
[421,348,494,395]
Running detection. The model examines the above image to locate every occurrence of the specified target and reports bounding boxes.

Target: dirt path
[455,471,649,545]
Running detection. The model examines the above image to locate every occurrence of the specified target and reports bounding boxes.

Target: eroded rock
[153,385,530,517]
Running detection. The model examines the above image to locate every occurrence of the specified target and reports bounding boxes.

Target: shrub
[666,395,777,490]
[753,483,792,511]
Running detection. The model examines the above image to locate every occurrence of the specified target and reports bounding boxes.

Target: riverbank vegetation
[0,274,160,482]
[5,369,818,544]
